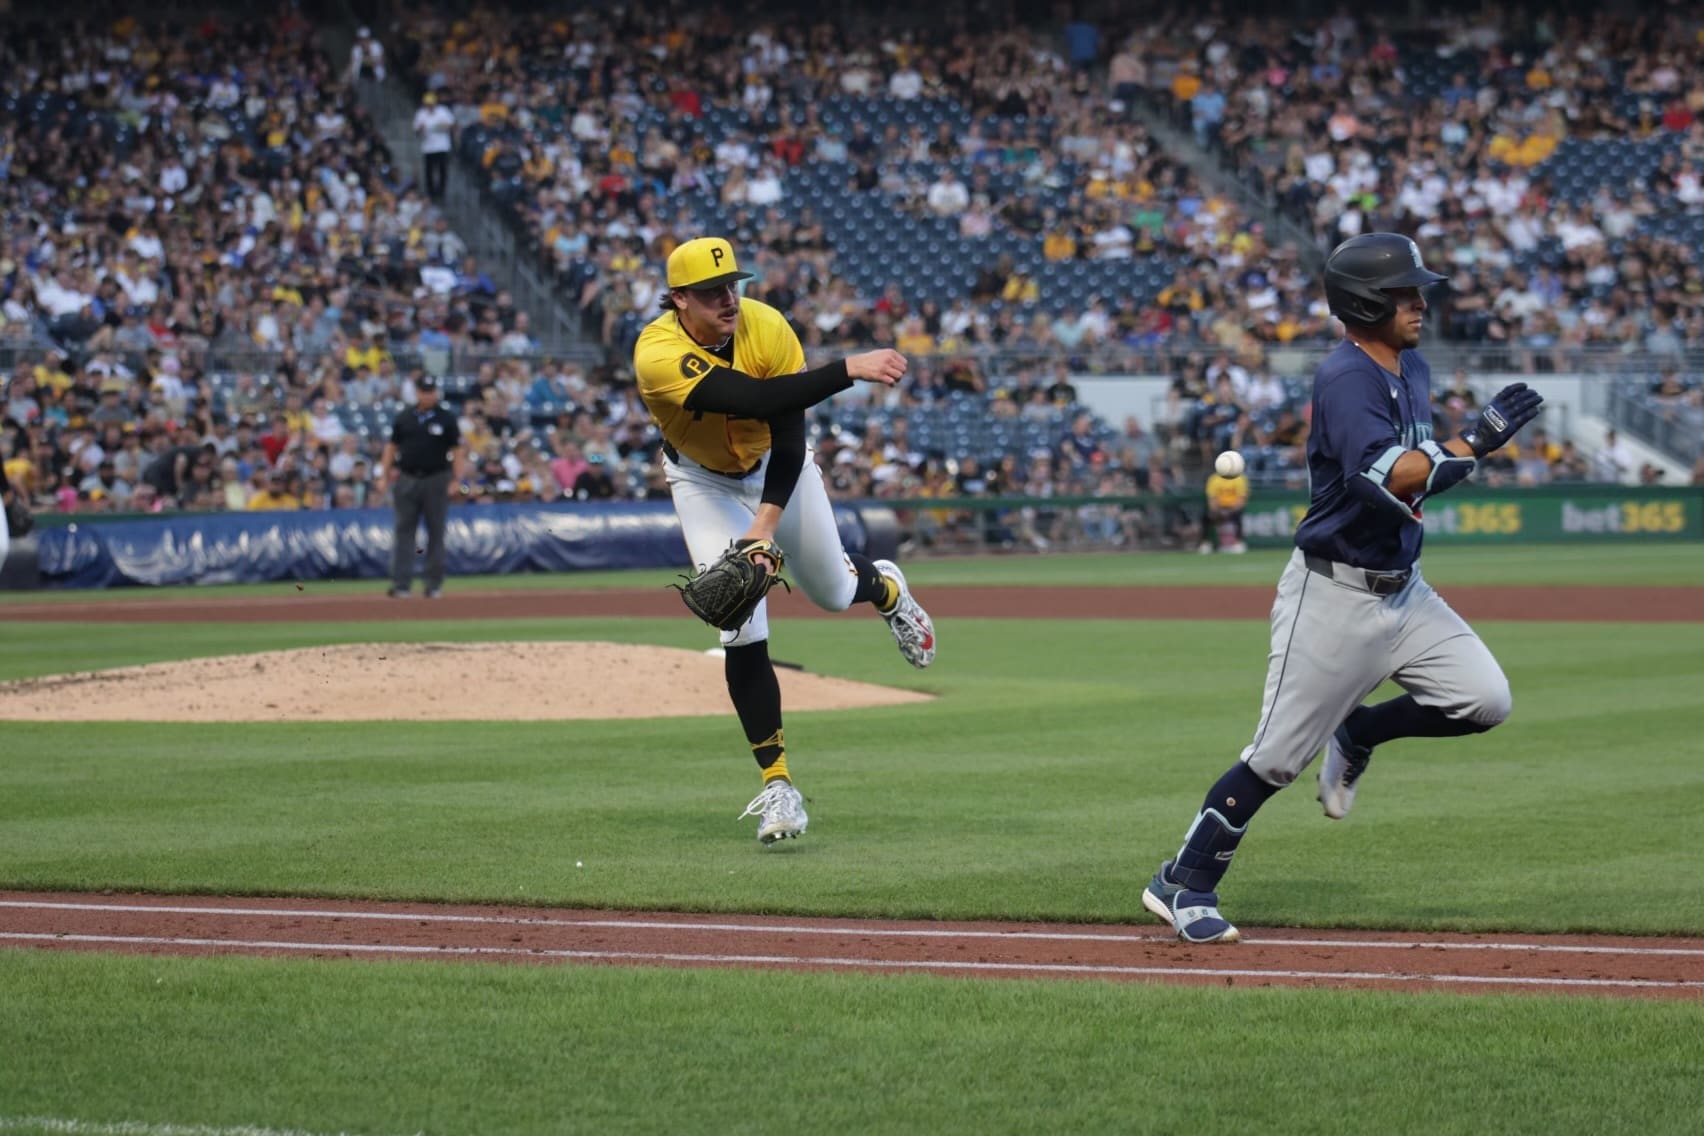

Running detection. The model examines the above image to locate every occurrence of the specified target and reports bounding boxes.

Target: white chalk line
[3,899,1700,958]
[0,1115,418,1136]
[3,931,1701,991]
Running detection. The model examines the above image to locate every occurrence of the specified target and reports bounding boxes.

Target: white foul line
[3,932,1700,991]
[2,899,1700,958]
[0,1115,417,1136]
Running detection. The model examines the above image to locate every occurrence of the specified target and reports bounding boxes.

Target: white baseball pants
[666,448,861,646]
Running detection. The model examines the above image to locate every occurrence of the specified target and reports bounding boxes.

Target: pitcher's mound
[0,642,936,722]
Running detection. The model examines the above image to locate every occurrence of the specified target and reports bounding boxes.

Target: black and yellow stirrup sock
[849,553,899,613]
[724,641,788,781]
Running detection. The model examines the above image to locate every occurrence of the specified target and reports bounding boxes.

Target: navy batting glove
[1461,383,1544,458]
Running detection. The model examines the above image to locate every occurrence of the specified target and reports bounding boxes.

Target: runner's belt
[1304,553,1413,597]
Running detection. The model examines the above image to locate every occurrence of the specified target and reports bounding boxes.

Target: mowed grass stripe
[2,617,1701,934]
[4,951,1704,1136]
[0,542,1697,607]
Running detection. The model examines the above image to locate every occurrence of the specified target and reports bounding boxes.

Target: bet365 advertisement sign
[1240,487,1703,545]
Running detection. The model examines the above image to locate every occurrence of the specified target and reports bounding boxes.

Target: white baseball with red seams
[1214,451,1246,478]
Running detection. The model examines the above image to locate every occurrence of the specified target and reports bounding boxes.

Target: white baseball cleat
[740,779,808,844]
[874,559,935,668]
[1318,723,1373,819]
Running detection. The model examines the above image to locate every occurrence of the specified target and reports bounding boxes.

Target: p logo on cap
[667,237,756,291]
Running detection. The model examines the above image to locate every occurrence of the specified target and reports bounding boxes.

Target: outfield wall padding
[25,501,888,589]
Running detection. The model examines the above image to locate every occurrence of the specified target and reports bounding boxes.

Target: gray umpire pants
[391,470,452,592]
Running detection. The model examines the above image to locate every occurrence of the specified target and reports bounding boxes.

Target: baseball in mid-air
[1215,450,1246,478]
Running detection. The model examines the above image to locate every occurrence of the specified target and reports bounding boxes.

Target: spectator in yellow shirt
[3,453,35,499]
[1043,224,1078,261]
[896,316,936,356]
[1002,269,1041,304]
[1201,469,1250,553]
[246,471,302,511]
[1171,67,1202,104]
[34,352,74,397]
[344,334,390,373]
[1158,280,1205,313]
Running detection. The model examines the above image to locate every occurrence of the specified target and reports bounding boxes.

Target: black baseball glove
[3,495,32,539]
[672,538,790,631]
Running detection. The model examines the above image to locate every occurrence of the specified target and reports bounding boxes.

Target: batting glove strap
[1418,439,1477,497]
[1461,383,1545,458]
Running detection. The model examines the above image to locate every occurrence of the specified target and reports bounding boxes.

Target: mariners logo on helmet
[1324,232,1449,327]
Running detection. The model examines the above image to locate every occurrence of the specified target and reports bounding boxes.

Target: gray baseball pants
[1242,548,1512,786]
[391,470,452,592]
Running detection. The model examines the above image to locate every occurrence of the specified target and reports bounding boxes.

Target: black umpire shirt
[390,405,461,475]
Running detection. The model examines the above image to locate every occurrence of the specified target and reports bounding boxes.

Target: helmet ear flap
[1326,282,1394,327]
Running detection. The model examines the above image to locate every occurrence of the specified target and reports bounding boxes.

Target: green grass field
[1,541,1698,604]
[1,544,1701,1135]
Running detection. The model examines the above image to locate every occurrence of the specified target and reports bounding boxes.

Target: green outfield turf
[0,541,1697,605]
[3,615,1701,931]
[4,951,1701,1136]
[1,544,1700,1134]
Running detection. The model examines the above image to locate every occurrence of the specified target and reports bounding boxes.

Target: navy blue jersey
[1293,341,1433,571]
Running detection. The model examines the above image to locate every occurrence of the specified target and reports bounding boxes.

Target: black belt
[1304,552,1412,596]
[400,467,448,477]
[661,441,761,481]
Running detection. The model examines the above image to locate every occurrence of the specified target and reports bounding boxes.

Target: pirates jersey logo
[680,354,711,380]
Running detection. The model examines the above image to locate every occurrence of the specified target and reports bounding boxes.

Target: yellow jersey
[634,298,805,473]
[1206,473,1250,510]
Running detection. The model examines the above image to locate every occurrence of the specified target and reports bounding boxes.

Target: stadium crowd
[4,3,1700,552]
[385,1,1704,368]
[382,2,1343,364]
[0,12,530,369]
[1147,6,1704,360]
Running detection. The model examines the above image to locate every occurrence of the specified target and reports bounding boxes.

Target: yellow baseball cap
[667,237,754,290]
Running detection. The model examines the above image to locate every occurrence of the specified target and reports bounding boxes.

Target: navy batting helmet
[1323,233,1448,326]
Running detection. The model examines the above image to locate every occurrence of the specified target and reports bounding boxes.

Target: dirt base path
[4,584,1700,623]
[3,892,1700,1000]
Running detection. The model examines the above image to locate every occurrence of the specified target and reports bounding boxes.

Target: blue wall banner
[32,502,879,589]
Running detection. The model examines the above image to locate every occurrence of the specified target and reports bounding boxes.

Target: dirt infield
[0,642,932,722]
[4,582,1699,623]
[2,892,1701,1000]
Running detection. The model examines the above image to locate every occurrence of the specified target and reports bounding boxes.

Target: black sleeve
[683,360,852,417]
[759,409,806,508]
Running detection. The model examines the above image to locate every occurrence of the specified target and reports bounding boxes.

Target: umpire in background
[380,375,463,598]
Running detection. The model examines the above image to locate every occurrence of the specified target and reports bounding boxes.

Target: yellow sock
[754,729,788,782]
[876,575,899,614]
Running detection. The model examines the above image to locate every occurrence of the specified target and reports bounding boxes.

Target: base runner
[1140,233,1544,941]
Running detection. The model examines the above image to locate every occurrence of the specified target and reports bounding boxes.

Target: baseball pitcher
[1142,233,1544,942]
[634,237,936,846]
